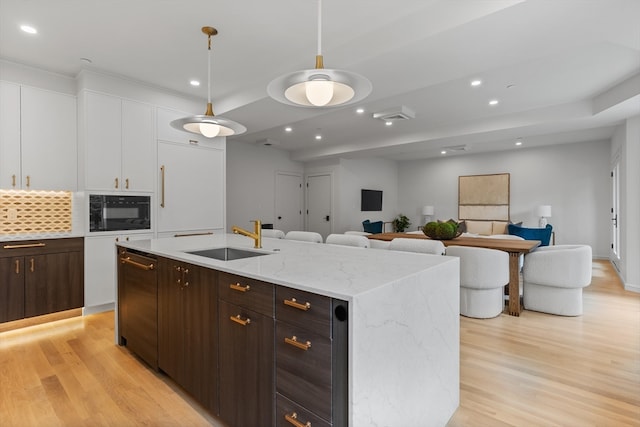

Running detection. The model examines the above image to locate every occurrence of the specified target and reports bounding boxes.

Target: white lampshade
[535,205,552,218]
[422,205,435,216]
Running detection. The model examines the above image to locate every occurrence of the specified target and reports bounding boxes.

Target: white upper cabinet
[157,106,224,150]
[0,81,21,189]
[84,91,154,192]
[0,83,77,191]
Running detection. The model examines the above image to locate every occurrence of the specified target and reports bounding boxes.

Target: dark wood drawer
[276,286,332,338]
[1,237,83,257]
[276,393,331,427]
[218,272,274,316]
[276,320,332,422]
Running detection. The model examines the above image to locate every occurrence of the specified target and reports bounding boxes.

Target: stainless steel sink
[185,247,271,261]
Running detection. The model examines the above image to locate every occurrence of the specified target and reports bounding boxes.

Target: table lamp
[422,205,435,223]
[536,205,552,227]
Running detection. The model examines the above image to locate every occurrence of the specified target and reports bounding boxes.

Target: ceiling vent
[372,106,415,122]
[256,138,280,147]
[443,144,469,152]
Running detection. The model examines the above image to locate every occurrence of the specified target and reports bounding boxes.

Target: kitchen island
[116,234,460,427]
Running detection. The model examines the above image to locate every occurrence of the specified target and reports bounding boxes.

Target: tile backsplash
[0,189,72,234]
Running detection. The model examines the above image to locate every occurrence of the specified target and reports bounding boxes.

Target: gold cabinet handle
[285,336,311,351]
[30,258,35,273]
[230,315,251,326]
[284,298,311,311]
[160,165,165,208]
[15,260,20,274]
[26,175,30,188]
[125,178,129,189]
[174,232,214,237]
[285,412,311,427]
[120,256,155,271]
[115,177,119,189]
[12,174,16,187]
[229,283,251,292]
[3,243,46,249]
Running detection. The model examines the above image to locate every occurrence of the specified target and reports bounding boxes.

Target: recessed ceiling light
[190,80,200,86]
[489,99,499,106]
[471,79,482,87]
[441,150,447,155]
[356,108,365,114]
[315,135,322,140]
[20,25,37,34]
[80,57,92,64]
[385,121,393,126]
[284,126,293,132]
[515,138,523,146]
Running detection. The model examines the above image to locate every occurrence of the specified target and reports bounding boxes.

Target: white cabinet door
[21,86,77,191]
[85,93,154,192]
[157,106,224,149]
[84,233,153,310]
[121,100,154,192]
[85,92,121,191]
[157,141,224,233]
[0,81,21,189]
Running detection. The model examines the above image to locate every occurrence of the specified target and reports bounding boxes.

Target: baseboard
[624,282,640,293]
[83,302,115,316]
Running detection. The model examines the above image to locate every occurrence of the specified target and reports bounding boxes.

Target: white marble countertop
[117,233,455,301]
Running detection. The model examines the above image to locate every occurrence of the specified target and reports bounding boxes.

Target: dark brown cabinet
[275,286,348,427]
[157,257,218,414]
[0,238,84,323]
[117,248,158,369]
[218,272,275,427]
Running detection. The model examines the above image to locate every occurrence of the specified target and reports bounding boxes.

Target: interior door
[275,172,303,233]
[611,157,621,262]
[306,174,332,239]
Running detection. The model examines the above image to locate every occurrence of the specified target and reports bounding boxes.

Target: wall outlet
[7,208,18,221]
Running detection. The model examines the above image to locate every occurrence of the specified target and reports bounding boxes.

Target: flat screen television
[361,189,383,211]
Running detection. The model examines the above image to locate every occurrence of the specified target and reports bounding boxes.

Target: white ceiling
[1,0,639,162]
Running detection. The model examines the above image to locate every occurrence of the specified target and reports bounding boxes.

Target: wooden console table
[368,233,541,316]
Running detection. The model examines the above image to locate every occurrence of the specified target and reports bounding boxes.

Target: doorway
[611,156,621,264]
[274,172,303,233]
[306,174,332,239]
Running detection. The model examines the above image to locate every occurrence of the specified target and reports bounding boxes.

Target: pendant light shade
[267,0,372,108]
[171,26,246,137]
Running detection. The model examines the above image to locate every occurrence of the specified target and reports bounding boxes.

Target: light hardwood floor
[0,260,638,426]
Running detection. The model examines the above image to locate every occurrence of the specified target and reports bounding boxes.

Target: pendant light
[171,26,246,137]
[267,0,372,108]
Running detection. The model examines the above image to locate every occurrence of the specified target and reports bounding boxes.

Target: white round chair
[523,245,592,316]
[325,233,369,248]
[389,238,445,255]
[445,245,509,319]
[369,240,391,250]
[284,231,323,243]
[344,231,371,236]
[261,229,285,239]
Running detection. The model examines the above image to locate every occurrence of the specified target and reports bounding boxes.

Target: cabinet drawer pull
[115,177,119,189]
[284,298,311,311]
[285,336,311,351]
[30,258,35,272]
[160,165,166,208]
[285,412,311,427]
[230,315,251,326]
[26,175,30,188]
[3,243,46,249]
[120,256,155,271]
[125,178,129,189]
[229,283,251,292]
[15,260,20,274]
[12,174,16,187]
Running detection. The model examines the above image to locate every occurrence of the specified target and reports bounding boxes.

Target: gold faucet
[232,220,262,248]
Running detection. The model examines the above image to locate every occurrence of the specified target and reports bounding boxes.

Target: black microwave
[89,194,151,232]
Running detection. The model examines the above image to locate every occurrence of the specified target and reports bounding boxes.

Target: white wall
[397,140,612,258]
[611,115,640,291]
[226,141,304,231]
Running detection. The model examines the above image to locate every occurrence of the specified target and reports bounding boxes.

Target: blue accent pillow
[362,219,383,234]
[508,223,553,246]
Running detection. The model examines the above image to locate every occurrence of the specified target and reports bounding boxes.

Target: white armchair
[284,231,323,243]
[325,233,369,248]
[389,238,445,255]
[261,229,285,239]
[446,246,509,318]
[523,245,592,316]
